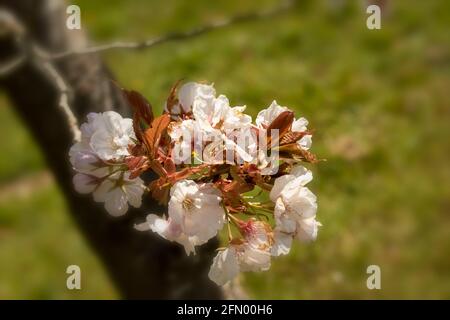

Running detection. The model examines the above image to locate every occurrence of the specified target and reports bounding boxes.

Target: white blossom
[92,172,144,216]
[69,112,103,173]
[71,111,134,163]
[169,119,196,164]
[292,117,312,150]
[271,230,293,256]
[270,166,316,219]
[202,129,256,165]
[69,112,135,175]
[208,220,273,286]
[175,82,251,133]
[193,94,229,133]
[168,82,258,165]
[238,220,273,272]
[182,82,216,112]
[223,105,252,132]
[255,100,288,128]
[269,166,320,252]
[296,216,321,242]
[137,180,225,254]
[208,247,240,286]
[73,173,99,194]
[256,100,312,150]
[135,214,197,255]
[257,149,280,176]
[228,126,258,164]
[89,111,135,161]
[69,112,143,216]
[169,180,224,238]
[166,82,216,117]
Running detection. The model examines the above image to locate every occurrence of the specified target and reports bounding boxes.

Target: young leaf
[280,130,311,145]
[123,89,154,124]
[266,110,294,145]
[122,89,154,144]
[143,114,171,158]
[165,80,182,116]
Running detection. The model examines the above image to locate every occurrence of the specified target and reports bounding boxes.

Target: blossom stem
[240,197,272,220]
[226,219,233,242]
[222,203,234,242]
[228,213,243,225]
[249,202,275,210]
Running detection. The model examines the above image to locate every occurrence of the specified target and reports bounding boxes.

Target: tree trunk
[0,0,223,299]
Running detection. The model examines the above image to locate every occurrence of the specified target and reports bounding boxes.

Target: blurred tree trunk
[0,0,223,299]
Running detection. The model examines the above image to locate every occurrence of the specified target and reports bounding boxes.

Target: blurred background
[0,0,449,299]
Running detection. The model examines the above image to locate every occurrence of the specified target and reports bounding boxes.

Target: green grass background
[0,0,449,299]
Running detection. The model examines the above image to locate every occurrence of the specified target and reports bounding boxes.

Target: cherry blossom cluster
[69,82,320,286]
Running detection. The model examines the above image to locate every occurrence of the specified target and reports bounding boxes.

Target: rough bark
[0,0,223,299]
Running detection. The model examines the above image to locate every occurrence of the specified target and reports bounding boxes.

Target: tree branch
[37,59,81,141]
[0,0,295,143]
[45,0,296,60]
[0,53,25,75]
[0,10,81,141]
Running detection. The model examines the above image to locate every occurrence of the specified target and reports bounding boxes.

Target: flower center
[182,197,195,211]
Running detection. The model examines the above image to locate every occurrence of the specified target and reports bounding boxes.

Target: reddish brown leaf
[164,157,176,175]
[148,178,170,205]
[125,156,150,179]
[143,114,171,158]
[122,89,154,144]
[165,80,182,116]
[132,111,144,143]
[128,143,146,157]
[215,178,253,213]
[149,159,167,177]
[266,111,294,145]
[226,180,253,194]
[171,165,207,182]
[280,130,311,145]
[123,89,154,124]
